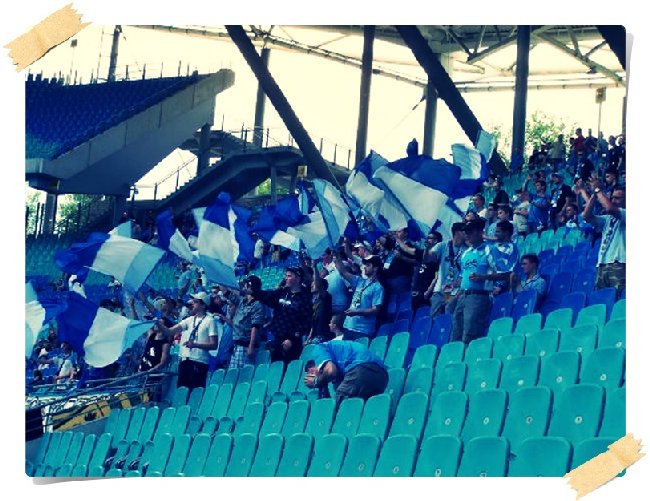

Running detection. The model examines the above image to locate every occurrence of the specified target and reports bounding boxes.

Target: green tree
[54,194,95,234]
[25,191,40,235]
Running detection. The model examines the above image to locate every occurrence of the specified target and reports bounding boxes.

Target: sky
[5,1,650,499]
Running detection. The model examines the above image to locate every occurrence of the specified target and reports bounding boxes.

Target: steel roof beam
[596,25,626,71]
[467,25,551,63]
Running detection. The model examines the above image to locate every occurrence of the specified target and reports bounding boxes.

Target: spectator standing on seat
[402,230,442,311]
[333,253,385,341]
[512,190,530,237]
[138,325,171,373]
[452,219,510,344]
[548,172,573,230]
[548,134,566,171]
[510,254,547,304]
[252,267,312,364]
[157,291,218,389]
[303,340,388,407]
[522,175,550,233]
[229,276,265,369]
[305,264,334,345]
[580,178,626,294]
[488,221,519,296]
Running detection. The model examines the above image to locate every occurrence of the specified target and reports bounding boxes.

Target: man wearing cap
[157,291,219,389]
[228,275,266,368]
[303,340,388,407]
[251,267,312,364]
[452,219,510,344]
[333,253,384,340]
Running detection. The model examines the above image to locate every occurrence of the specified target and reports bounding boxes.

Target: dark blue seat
[511,290,538,322]
[588,287,617,321]
[489,292,513,323]
[545,272,574,305]
[376,323,393,338]
[559,291,587,325]
[538,263,559,280]
[428,314,452,348]
[555,245,574,259]
[408,316,432,351]
[413,306,430,322]
[571,268,596,295]
[559,253,584,274]
[538,249,555,265]
[391,318,411,335]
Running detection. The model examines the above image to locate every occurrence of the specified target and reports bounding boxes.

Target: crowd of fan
[26,126,626,396]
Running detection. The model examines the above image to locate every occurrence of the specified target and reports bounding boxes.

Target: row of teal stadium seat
[29,383,624,477]
[26,75,199,159]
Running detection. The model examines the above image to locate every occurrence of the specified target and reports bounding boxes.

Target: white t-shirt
[178,313,219,364]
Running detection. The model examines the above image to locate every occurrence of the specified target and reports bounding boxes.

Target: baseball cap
[362,255,383,268]
[190,291,210,305]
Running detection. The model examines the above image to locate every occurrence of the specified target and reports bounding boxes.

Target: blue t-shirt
[325,268,351,312]
[311,340,386,383]
[342,275,384,335]
[459,243,500,292]
[528,192,550,227]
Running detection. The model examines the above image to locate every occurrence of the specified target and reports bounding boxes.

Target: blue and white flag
[297,181,316,215]
[253,196,308,252]
[156,209,194,262]
[56,292,154,368]
[312,179,359,249]
[55,232,165,293]
[286,210,330,259]
[109,220,132,238]
[345,151,410,231]
[195,193,255,288]
[25,297,67,356]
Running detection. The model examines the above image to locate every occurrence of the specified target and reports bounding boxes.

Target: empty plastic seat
[274,359,304,401]
[579,347,625,390]
[546,272,574,306]
[209,369,225,386]
[391,318,410,335]
[464,337,493,365]
[464,359,502,394]
[408,316,433,353]
[435,341,466,371]
[511,289,538,322]
[457,436,510,477]
[544,308,573,332]
[235,402,265,437]
[403,366,434,396]
[413,435,462,477]
[357,393,391,440]
[384,368,405,414]
[369,336,389,361]
[376,323,393,338]
[428,313,452,347]
[384,332,410,368]
[489,291,513,322]
[409,344,438,371]
[525,328,560,358]
[196,384,220,422]
[338,433,381,477]
[588,287,617,320]
[388,392,428,441]
[547,384,605,445]
[224,433,258,477]
[281,399,310,438]
[179,433,212,477]
[499,355,540,392]
[487,317,513,339]
[514,313,543,336]
[259,401,289,437]
[502,386,552,453]
[598,319,625,349]
[571,437,618,470]
[163,434,191,476]
[186,387,205,415]
[202,433,233,476]
[424,391,468,438]
[307,433,347,477]
[142,433,174,477]
[373,434,418,476]
[599,387,625,439]
[303,397,336,439]
[508,437,572,476]
[559,292,587,325]
[538,351,580,393]
[492,334,525,362]
[331,397,363,439]
[610,299,626,321]
[275,433,314,476]
[461,389,508,442]
[210,383,234,420]
[575,304,607,330]
[249,433,283,477]
[571,268,596,296]
[266,361,285,397]
[252,363,269,383]
[558,324,598,357]
[431,362,466,396]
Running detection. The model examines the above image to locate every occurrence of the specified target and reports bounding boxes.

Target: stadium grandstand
[25,24,627,479]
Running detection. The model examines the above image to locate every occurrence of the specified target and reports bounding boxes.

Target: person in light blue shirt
[333,253,385,340]
[488,221,519,295]
[303,340,388,406]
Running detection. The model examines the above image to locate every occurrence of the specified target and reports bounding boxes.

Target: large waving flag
[109,220,132,237]
[25,297,67,356]
[56,292,153,368]
[312,179,360,249]
[345,151,410,231]
[252,196,308,252]
[54,232,165,293]
[286,210,331,259]
[195,193,256,288]
[156,209,194,262]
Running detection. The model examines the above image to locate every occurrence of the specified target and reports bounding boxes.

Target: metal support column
[226,25,339,187]
[42,193,58,235]
[355,25,374,166]
[107,25,122,82]
[511,26,531,171]
[253,47,271,148]
[395,26,507,173]
[289,169,298,194]
[423,75,438,156]
[197,123,211,176]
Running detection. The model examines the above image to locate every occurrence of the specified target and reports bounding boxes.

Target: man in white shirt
[158,291,219,389]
